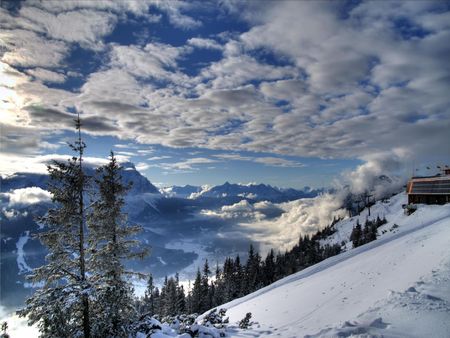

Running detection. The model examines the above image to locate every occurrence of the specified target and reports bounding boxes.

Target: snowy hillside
[213,193,450,337]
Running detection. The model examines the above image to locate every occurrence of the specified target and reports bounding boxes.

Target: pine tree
[191,269,202,314]
[88,152,147,336]
[18,116,92,337]
[221,257,234,302]
[233,255,243,298]
[185,281,193,314]
[212,263,224,307]
[263,249,276,286]
[201,260,212,311]
[350,220,362,248]
[175,277,186,315]
[144,274,156,315]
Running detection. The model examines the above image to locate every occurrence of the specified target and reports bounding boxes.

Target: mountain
[208,193,450,337]
[0,163,325,312]
[175,182,322,202]
[119,162,160,195]
[0,162,159,196]
[0,173,49,191]
[159,185,203,199]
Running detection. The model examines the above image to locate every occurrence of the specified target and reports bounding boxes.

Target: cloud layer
[1,1,449,176]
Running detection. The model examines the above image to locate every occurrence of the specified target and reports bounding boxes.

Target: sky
[1,0,449,189]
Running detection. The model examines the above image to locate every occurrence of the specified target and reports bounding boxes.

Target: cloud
[155,1,202,29]
[148,156,172,161]
[154,157,219,172]
[200,194,346,254]
[25,68,66,83]
[0,305,39,337]
[339,150,409,199]
[1,1,449,176]
[199,54,297,89]
[0,153,131,176]
[213,154,304,168]
[242,194,347,254]
[200,199,281,222]
[109,43,191,81]
[136,162,151,172]
[1,187,52,206]
[187,37,223,50]
[0,29,68,67]
[17,6,117,49]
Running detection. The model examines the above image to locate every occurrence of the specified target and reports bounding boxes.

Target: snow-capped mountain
[120,162,160,195]
[0,162,159,196]
[163,182,321,202]
[159,185,203,199]
[208,193,450,337]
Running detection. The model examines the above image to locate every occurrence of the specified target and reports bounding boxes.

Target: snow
[16,230,32,274]
[208,193,450,337]
[4,192,450,337]
[157,256,167,265]
[0,306,39,338]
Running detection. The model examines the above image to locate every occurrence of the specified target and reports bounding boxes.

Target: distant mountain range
[0,161,322,309]
[160,181,322,203]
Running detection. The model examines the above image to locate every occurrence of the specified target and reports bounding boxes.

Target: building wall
[408,194,450,205]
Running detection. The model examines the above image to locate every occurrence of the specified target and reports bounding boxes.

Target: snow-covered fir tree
[18,116,92,337]
[88,152,148,336]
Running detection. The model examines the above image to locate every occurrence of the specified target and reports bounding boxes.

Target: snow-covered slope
[217,194,450,337]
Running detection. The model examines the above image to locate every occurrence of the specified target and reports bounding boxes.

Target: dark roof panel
[409,179,450,195]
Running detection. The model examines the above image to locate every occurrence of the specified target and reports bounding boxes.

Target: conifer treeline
[138,221,342,317]
[350,216,387,248]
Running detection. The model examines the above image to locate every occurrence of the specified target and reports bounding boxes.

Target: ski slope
[220,194,450,337]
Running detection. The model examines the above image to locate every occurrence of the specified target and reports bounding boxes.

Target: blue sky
[1,1,449,188]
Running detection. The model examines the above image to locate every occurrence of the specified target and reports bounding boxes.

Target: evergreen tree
[175,280,186,315]
[152,287,161,316]
[222,257,234,302]
[233,255,243,298]
[191,269,202,314]
[88,152,147,336]
[18,116,92,337]
[144,274,156,315]
[185,281,193,314]
[263,249,276,286]
[350,220,362,248]
[212,263,224,307]
[201,260,212,311]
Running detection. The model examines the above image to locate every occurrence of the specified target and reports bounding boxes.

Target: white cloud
[25,68,66,83]
[239,194,346,254]
[187,37,223,50]
[0,153,130,176]
[201,194,346,254]
[0,305,39,337]
[136,162,150,172]
[339,150,409,199]
[148,156,172,161]
[0,29,68,67]
[156,1,202,29]
[213,154,303,168]
[156,157,219,171]
[109,43,191,81]
[1,1,449,176]
[200,199,280,222]
[18,6,117,49]
[2,187,52,206]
